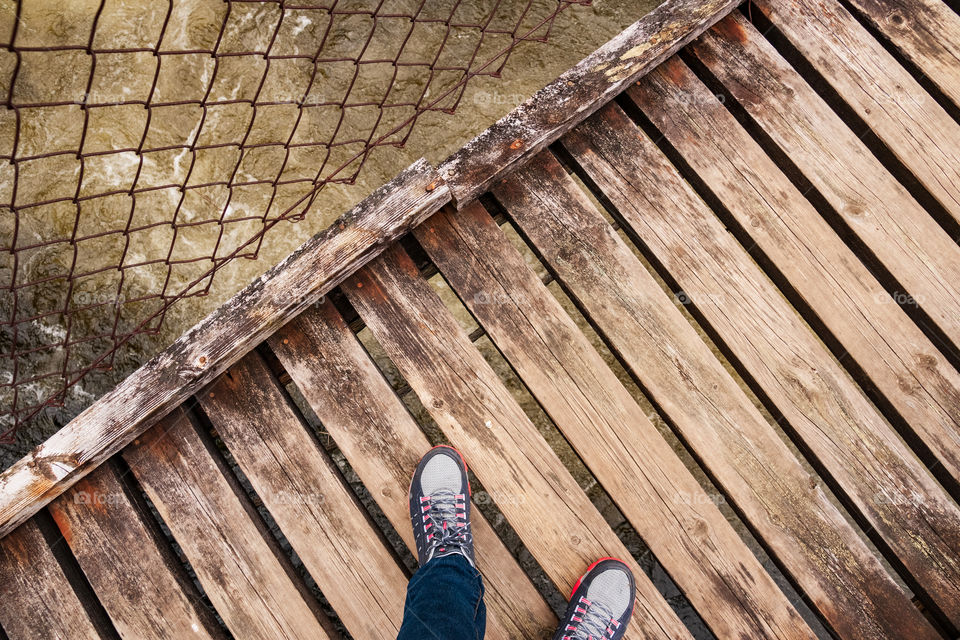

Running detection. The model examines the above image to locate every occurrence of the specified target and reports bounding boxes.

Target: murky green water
[0,0,651,465]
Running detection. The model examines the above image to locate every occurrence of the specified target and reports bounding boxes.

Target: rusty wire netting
[0,0,591,444]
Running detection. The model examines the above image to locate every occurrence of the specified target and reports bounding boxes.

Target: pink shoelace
[420,490,468,558]
[562,596,621,639]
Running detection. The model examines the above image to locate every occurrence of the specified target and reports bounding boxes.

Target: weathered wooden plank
[0,519,101,640]
[344,245,693,640]
[436,0,741,207]
[123,408,333,640]
[689,14,960,348]
[844,0,960,109]
[493,152,937,640]
[414,202,815,638]
[197,351,408,640]
[47,463,224,640]
[563,99,960,628]
[631,55,960,502]
[269,303,558,640]
[753,0,960,226]
[0,159,449,540]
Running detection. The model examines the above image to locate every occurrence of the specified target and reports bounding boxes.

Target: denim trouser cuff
[396,553,486,640]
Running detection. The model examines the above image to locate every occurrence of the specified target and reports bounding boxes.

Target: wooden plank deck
[2,1,960,638]
[197,352,409,639]
[413,203,811,639]
[345,244,694,640]
[269,303,559,639]
[0,520,103,640]
[754,0,960,227]
[630,54,960,495]
[561,99,960,627]
[124,409,337,640]
[47,463,224,639]
[843,0,960,109]
[494,152,938,640]
[689,13,960,347]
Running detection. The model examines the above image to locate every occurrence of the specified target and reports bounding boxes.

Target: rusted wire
[0,0,590,443]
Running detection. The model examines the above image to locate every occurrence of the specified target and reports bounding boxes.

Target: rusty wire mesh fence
[0,0,592,444]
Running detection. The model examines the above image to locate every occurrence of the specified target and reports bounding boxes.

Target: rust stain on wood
[48,508,73,546]
[712,14,747,44]
[660,57,687,87]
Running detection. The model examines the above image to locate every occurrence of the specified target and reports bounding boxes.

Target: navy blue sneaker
[553,558,636,640]
[409,445,475,567]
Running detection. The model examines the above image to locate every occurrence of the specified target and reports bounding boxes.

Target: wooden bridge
[2,0,960,637]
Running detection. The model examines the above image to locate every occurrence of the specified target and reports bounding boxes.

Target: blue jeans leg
[396,554,486,640]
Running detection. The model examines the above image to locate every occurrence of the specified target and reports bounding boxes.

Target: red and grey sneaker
[409,445,475,568]
[553,558,636,640]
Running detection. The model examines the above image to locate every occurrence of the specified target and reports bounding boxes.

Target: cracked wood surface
[47,462,224,640]
[753,0,960,227]
[0,519,101,640]
[123,409,334,640]
[843,0,960,109]
[632,54,960,512]
[690,13,960,349]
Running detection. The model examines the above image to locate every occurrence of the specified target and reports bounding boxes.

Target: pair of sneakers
[410,446,636,640]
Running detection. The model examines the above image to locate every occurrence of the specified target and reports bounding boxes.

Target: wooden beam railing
[0,160,449,539]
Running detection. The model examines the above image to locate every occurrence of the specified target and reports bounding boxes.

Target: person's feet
[553,558,636,640]
[409,445,475,567]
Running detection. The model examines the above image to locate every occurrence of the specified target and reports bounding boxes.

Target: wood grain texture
[414,203,813,639]
[690,14,960,348]
[563,100,960,628]
[844,0,960,108]
[47,463,223,640]
[0,519,100,640]
[344,245,692,640]
[632,55,960,503]
[123,408,332,640]
[269,302,558,640]
[493,151,936,640]
[197,351,408,640]
[0,159,449,541]
[753,0,960,226]
[437,0,740,207]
